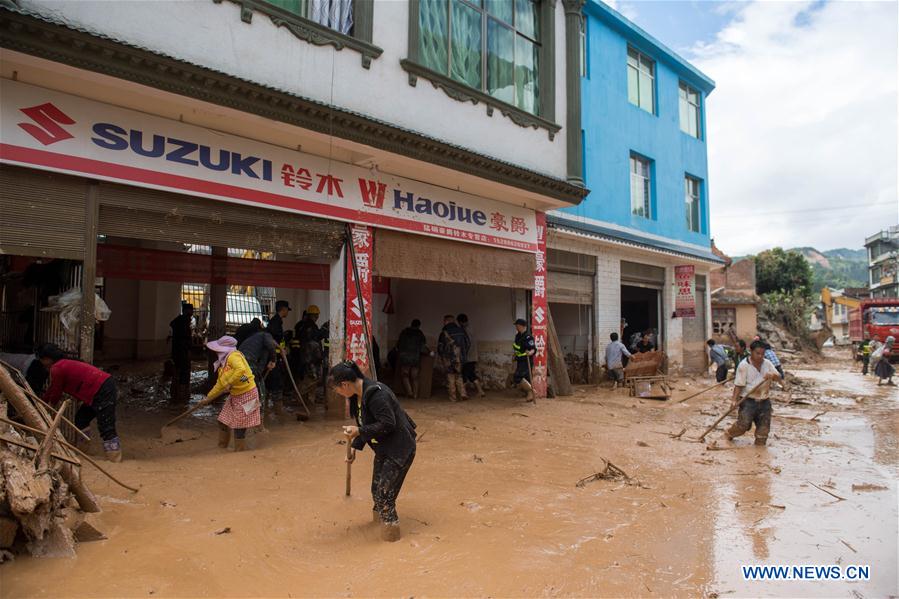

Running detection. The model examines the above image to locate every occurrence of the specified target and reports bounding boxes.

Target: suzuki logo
[534,307,546,325]
[18,103,76,145]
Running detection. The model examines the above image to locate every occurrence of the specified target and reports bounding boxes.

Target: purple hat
[206,335,237,353]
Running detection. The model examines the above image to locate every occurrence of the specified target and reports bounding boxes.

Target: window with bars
[630,153,652,219]
[264,0,355,35]
[627,47,654,114]
[419,0,541,115]
[685,175,702,233]
[679,82,701,138]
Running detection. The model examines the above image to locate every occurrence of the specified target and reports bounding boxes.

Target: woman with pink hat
[205,335,260,451]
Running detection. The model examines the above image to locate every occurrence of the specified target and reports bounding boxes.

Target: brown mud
[1,349,896,597]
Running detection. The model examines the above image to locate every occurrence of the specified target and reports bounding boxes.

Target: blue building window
[627,47,654,114]
[679,82,702,138]
[630,153,653,218]
[685,175,702,232]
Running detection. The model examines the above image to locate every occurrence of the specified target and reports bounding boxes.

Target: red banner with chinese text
[531,213,548,398]
[345,225,374,375]
[674,265,696,318]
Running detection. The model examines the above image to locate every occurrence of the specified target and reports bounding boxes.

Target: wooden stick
[0,366,100,512]
[281,353,312,419]
[0,359,90,441]
[674,377,733,404]
[698,377,771,442]
[0,416,139,493]
[35,398,69,469]
[345,438,353,497]
[807,480,846,502]
[0,434,81,466]
[161,393,224,432]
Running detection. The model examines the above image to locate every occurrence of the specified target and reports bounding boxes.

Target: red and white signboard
[531,213,548,399]
[345,225,373,375]
[0,80,538,253]
[674,265,696,318]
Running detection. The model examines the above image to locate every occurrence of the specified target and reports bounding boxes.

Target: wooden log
[546,306,572,397]
[0,435,81,467]
[35,399,69,470]
[0,416,138,493]
[0,367,100,513]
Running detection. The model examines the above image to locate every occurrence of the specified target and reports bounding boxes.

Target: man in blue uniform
[512,318,536,402]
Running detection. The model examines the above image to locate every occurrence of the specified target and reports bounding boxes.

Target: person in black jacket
[265,300,291,419]
[330,361,416,542]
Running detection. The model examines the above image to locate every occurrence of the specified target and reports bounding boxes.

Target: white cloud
[690,0,898,255]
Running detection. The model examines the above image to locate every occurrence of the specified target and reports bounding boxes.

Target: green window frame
[212,0,380,68]
[417,0,542,114]
[403,0,560,136]
[685,175,702,233]
[630,153,652,219]
[627,47,654,114]
[679,82,702,138]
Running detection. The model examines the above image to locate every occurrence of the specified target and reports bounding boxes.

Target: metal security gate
[0,165,88,260]
[97,182,345,259]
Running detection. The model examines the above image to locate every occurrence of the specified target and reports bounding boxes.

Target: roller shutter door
[0,165,87,260]
[547,249,594,305]
[97,183,345,259]
[621,260,665,288]
[374,229,534,289]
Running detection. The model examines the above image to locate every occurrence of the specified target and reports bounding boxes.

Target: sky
[606,0,898,256]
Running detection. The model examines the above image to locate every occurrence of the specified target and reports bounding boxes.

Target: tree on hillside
[755,247,814,297]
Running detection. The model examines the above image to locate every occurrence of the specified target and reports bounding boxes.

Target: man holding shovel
[719,340,781,446]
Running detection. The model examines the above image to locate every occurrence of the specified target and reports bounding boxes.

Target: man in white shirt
[724,340,782,446]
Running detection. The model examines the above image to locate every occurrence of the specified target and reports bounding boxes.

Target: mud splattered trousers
[74,378,119,442]
[725,398,772,445]
[513,357,532,384]
[372,451,415,524]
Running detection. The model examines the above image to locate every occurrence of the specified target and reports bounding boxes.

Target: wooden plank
[546,306,573,397]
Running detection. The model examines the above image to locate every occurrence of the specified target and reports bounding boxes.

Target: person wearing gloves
[330,360,417,542]
[205,335,260,451]
[38,343,123,462]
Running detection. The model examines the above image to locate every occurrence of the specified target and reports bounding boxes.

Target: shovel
[159,393,224,438]
[697,377,774,442]
[281,353,312,421]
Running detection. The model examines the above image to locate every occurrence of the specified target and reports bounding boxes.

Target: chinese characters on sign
[345,225,373,375]
[531,213,548,399]
[674,265,696,318]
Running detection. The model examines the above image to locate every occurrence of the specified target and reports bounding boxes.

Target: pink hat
[206,335,237,353]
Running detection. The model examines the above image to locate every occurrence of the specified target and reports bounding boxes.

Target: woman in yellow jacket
[205,335,260,451]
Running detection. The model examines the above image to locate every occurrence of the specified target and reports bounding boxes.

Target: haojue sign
[0,80,538,253]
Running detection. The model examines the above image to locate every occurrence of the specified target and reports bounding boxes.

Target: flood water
[1,351,896,597]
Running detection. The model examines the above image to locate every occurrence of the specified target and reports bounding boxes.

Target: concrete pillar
[79,183,99,363]
[326,246,346,419]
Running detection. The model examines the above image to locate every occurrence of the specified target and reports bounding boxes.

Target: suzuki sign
[1,80,538,253]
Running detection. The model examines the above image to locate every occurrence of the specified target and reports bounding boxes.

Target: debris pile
[0,363,112,561]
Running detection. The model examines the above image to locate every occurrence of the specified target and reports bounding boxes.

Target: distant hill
[790,247,868,292]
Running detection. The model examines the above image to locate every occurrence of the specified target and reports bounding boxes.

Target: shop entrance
[373,230,534,400]
[620,285,660,350]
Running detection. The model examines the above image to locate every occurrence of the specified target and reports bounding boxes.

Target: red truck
[849,298,899,361]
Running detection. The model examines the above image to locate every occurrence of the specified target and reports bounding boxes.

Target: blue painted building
[547,0,725,374]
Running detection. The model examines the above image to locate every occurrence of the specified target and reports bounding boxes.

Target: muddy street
[2,350,896,598]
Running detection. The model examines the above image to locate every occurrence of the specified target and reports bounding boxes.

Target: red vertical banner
[531,212,548,399]
[345,224,374,375]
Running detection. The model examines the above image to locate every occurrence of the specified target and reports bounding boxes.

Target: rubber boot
[218,424,231,449]
[457,377,469,401]
[447,375,458,402]
[475,380,486,398]
[274,400,286,420]
[373,510,381,523]
[234,438,247,452]
[381,521,401,542]
[518,380,535,402]
[402,377,414,398]
[103,437,123,463]
[411,380,420,400]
